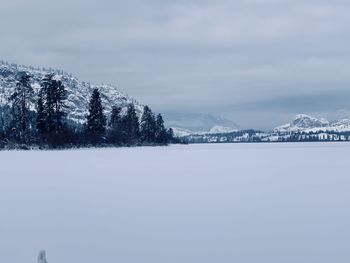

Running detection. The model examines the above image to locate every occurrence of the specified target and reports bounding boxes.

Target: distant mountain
[274,114,350,133]
[171,127,194,137]
[209,125,238,134]
[178,113,350,144]
[0,61,143,124]
[163,112,239,135]
[172,126,238,137]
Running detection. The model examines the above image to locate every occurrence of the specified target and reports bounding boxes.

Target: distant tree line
[0,72,175,149]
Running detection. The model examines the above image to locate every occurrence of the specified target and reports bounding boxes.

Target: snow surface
[1,143,350,263]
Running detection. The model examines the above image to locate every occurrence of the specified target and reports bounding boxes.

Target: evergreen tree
[9,72,34,143]
[52,79,68,135]
[155,113,167,144]
[0,106,12,141]
[41,74,55,134]
[86,88,106,144]
[140,105,156,143]
[121,103,139,143]
[107,106,123,144]
[0,106,11,146]
[40,74,68,145]
[167,128,175,142]
[36,93,46,142]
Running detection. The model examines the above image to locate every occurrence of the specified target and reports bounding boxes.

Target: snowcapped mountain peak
[209,126,238,134]
[294,114,312,119]
[0,60,143,124]
[275,114,330,133]
[275,114,350,133]
[172,125,239,137]
[291,114,329,127]
[171,127,194,137]
[164,112,239,136]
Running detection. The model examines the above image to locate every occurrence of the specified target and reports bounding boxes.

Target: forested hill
[0,60,143,123]
[0,60,175,148]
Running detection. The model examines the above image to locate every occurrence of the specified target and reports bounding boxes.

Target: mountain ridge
[0,60,144,124]
[163,112,239,136]
[274,114,350,133]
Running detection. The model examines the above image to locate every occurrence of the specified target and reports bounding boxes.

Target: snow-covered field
[1,143,350,263]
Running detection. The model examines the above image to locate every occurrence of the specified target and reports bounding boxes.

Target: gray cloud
[1,0,350,129]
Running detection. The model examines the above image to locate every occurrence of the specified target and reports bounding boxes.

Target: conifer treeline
[0,72,175,149]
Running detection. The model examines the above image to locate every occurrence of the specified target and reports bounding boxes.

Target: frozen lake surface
[1,143,350,263]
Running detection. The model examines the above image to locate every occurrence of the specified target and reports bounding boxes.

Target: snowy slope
[0,61,143,123]
[172,125,238,137]
[209,126,238,134]
[274,114,350,133]
[163,112,239,134]
[171,127,194,137]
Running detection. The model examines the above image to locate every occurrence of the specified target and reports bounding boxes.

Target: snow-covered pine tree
[167,127,175,142]
[41,74,55,137]
[86,88,106,144]
[120,103,140,143]
[40,74,68,145]
[52,79,68,135]
[108,106,123,144]
[36,93,46,143]
[37,250,48,263]
[155,113,167,144]
[140,105,157,143]
[9,72,34,143]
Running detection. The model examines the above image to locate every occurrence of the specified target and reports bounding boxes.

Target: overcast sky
[1,0,350,129]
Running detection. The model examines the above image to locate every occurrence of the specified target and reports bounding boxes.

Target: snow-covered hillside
[171,127,194,137]
[274,114,350,133]
[172,125,238,137]
[0,61,143,123]
[209,125,238,134]
[163,112,239,135]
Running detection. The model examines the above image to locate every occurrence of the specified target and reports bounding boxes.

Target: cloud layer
[1,0,350,128]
